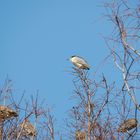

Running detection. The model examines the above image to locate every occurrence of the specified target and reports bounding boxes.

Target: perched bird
[117,118,138,133]
[69,55,90,70]
[0,105,18,121]
[20,119,36,136]
[75,130,86,140]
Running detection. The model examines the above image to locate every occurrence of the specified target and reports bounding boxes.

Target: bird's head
[67,55,77,61]
[70,55,77,60]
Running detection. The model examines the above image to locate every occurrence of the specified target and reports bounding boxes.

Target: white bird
[69,55,90,70]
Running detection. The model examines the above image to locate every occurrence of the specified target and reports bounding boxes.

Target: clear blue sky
[0,0,125,135]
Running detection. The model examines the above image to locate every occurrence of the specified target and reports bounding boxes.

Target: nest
[75,130,86,140]
[0,105,18,121]
[117,118,138,132]
[20,119,36,137]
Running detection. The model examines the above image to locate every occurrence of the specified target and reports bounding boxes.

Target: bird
[75,130,86,140]
[20,119,36,136]
[0,105,18,121]
[117,118,138,133]
[69,55,90,70]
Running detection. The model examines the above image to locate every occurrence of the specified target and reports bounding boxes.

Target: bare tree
[103,0,140,110]
[0,78,56,140]
[66,1,140,140]
[65,68,117,140]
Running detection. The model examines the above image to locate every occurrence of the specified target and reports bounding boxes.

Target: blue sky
[0,0,124,135]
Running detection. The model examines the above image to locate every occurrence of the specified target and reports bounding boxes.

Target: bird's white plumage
[69,56,90,70]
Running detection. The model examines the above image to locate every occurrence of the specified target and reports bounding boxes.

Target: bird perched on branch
[117,118,138,133]
[69,55,90,70]
[0,105,18,121]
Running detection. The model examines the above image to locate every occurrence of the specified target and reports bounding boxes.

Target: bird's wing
[75,57,90,67]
